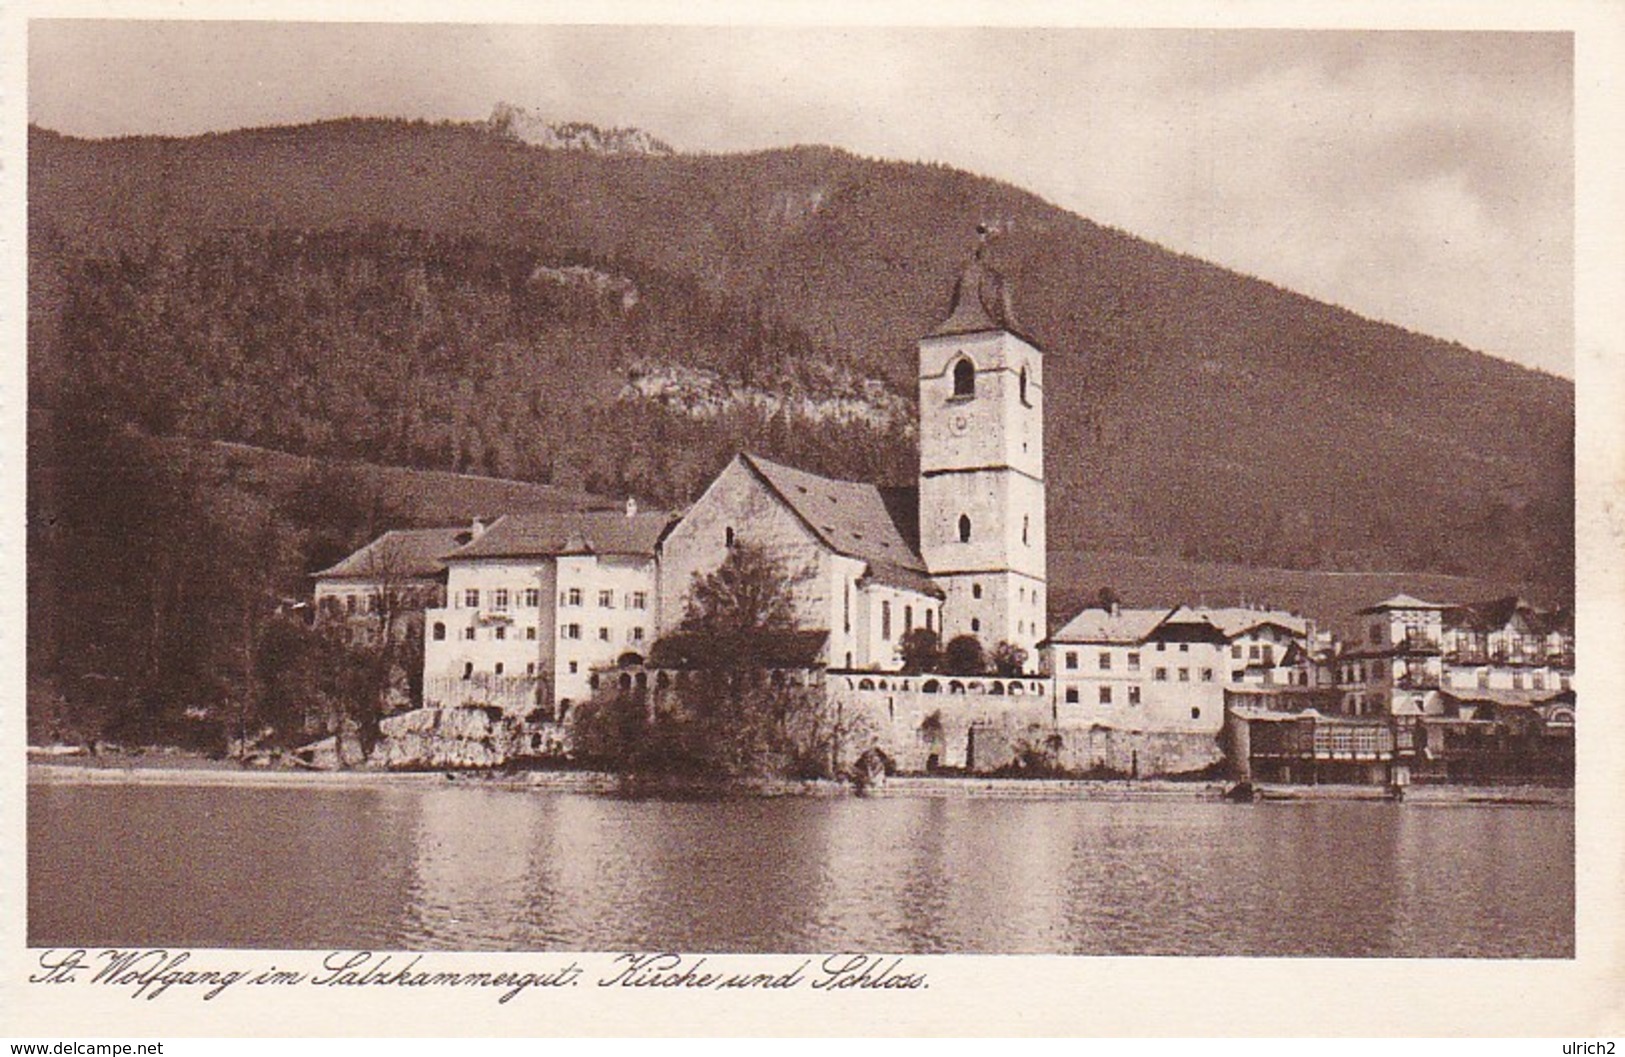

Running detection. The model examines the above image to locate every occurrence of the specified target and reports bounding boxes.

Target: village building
[420,503,670,718]
[311,526,466,644]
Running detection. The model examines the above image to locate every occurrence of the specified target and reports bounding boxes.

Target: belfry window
[1022,515,1030,545]
[952,358,976,398]
[958,514,971,543]
[1020,365,1030,406]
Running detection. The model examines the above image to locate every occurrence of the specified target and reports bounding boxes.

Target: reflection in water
[28,785,1574,957]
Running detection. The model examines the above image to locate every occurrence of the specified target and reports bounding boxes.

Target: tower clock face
[949,413,970,436]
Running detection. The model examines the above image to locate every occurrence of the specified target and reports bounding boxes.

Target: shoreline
[26,756,1574,805]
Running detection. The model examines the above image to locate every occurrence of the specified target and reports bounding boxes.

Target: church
[661,241,1047,673]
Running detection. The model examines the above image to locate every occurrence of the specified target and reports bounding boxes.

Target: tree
[571,543,852,779]
[898,627,942,673]
[942,634,987,676]
[990,641,1029,676]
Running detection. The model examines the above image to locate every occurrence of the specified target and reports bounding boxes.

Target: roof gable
[1048,606,1172,645]
[740,453,928,574]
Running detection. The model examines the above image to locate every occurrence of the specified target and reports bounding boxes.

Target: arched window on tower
[958,514,971,543]
[1020,364,1030,406]
[1023,515,1030,545]
[952,358,976,398]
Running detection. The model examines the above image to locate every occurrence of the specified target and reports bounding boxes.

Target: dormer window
[952,358,976,398]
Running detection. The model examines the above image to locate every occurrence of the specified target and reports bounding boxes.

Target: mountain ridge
[26,118,1573,602]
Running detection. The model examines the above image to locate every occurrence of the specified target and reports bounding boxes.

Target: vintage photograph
[23,21,1577,960]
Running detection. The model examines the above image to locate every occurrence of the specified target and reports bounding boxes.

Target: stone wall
[829,677,1224,777]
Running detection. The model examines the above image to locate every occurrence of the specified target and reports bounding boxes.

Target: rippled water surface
[28,784,1573,956]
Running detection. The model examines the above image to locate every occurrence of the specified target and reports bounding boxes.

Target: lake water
[27,783,1573,957]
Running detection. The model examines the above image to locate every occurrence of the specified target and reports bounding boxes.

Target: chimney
[471,518,487,540]
[1110,601,1120,618]
[625,496,638,518]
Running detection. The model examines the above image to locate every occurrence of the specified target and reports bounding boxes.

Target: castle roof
[447,509,672,561]
[313,526,472,580]
[738,453,942,598]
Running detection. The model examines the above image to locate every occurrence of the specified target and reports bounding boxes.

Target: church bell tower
[918,230,1046,667]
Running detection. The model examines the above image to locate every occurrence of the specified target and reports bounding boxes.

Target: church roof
[738,453,942,598]
[926,242,1040,347]
[313,526,471,580]
[447,509,672,561]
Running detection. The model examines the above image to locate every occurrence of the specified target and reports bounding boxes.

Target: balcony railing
[1398,633,1442,654]
[1397,672,1441,690]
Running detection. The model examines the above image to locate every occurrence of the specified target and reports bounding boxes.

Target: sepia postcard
[3,0,1623,1040]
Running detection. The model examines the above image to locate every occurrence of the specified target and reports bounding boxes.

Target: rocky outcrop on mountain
[487,103,674,155]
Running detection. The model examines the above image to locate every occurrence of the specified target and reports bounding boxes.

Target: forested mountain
[29,118,1573,595]
[25,116,1573,746]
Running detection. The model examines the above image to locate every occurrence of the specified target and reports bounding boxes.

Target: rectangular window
[568,661,578,674]
[495,626,506,640]
[1099,651,1112,671]
[881,600,892,640]
[1262,646,1275,666]
[493,589,509,610]
[904,606,914,632]
[630,591,648,610]
[564,623,581,640]
[1098,686,1113,705]
[1127,652,1140,671]
[1178,668,1190,682]
[926,609,934,632]
[1201,668,1214,682]
[463,627,476,641]
[1231,644,1243,659]
[598,627,611,642]
[1370,623,1383,645]
[567,588,582,607]
[599,590,614,608]
[1065,651,1079,671]
[526,627,537,641]
[526,662,536,676]
[523,588,540,608]
[1178,643,1189,654]
[1065,687,1079,704]
[464,589,479,608]
[1128,686,1142,705]
[1532,672,1545,690]
[632,627,645,643]
[1249,645,1261,660]
[1156,642,1166,652]
[1154,668,1168,682]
